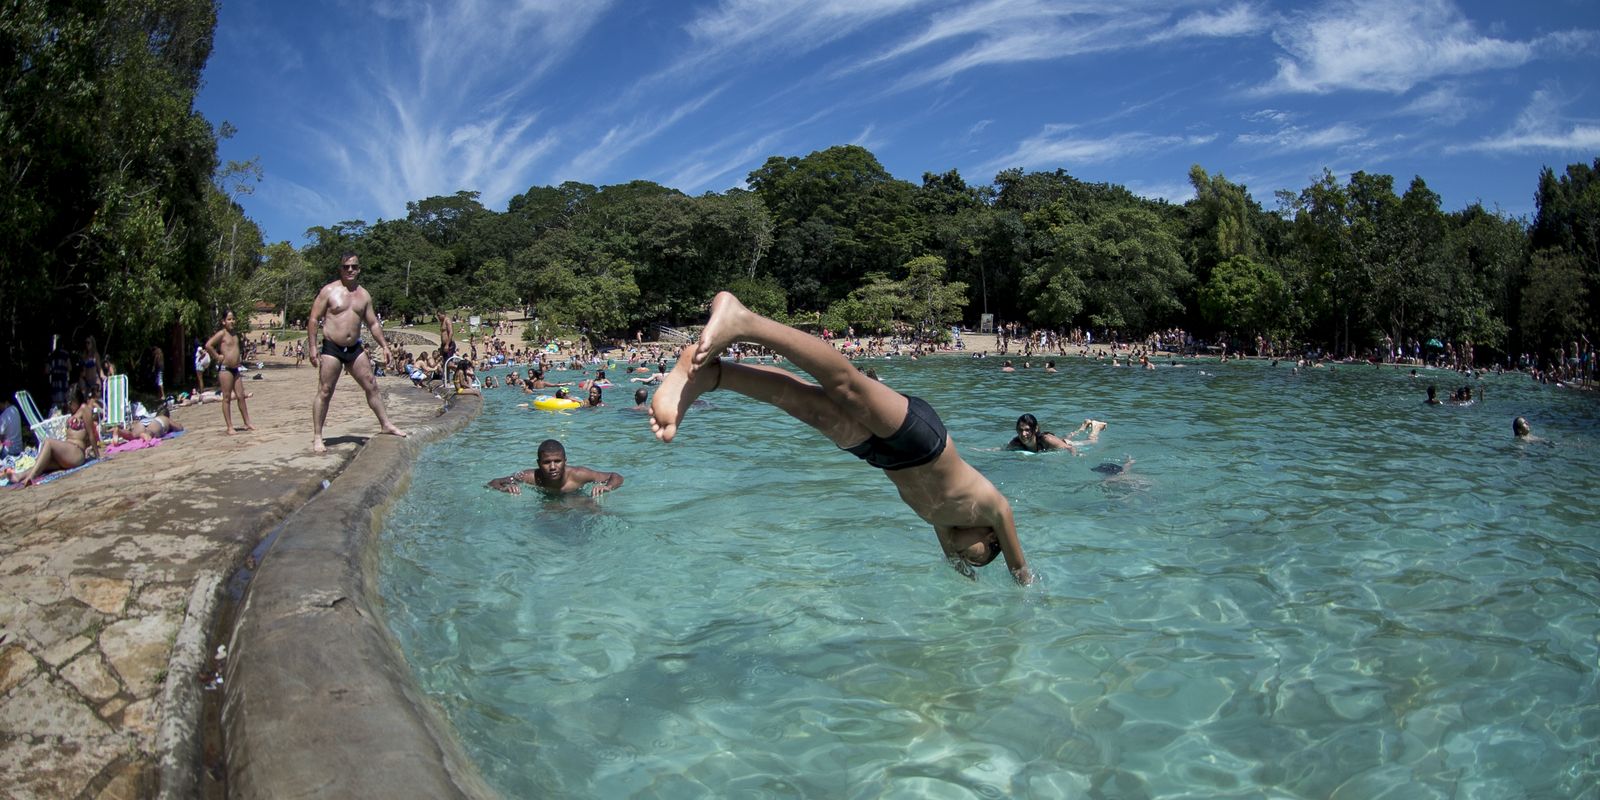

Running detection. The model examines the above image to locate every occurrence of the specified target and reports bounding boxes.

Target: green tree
[513,228,640,339]
[1198,255,1287,339]
[1520,249,1588,363]
[1442,204,1524,353]
[1529,159,1600,337]
[468,257,518,315]
[1,0,221,393]
[1185,165,1265,284]
[750,145,921,309]
[1021,201,1188,332]
[253,241,318,326]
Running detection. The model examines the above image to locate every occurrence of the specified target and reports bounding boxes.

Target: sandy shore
[0,353,452,798]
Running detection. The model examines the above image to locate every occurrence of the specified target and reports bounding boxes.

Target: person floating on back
[650,291,1032,584]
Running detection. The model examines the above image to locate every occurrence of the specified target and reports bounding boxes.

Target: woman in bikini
[4,387,100,487]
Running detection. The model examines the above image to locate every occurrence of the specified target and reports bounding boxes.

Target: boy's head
[942,525,1003,579]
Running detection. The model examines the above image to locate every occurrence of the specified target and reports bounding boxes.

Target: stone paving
[0,356,450,799]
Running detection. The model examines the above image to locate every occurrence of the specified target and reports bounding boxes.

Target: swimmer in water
[1511,416,1546,443]
[650,292,1032,584]
[1092,455,1135,475]
[1006,414,1075,453]
[486,439,623,498]
[623,387,651,414]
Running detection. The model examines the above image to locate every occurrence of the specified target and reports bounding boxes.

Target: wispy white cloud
[318,0,615,218]
[857,0,1163,90]
[1395,85,1480,124]
[678,0,931,77]
[1149,3,1271,43]
[1261,0,1597,95]
[976,127,1213,176]
[850,123,887,154]
[659,131,787,193]
[1450,88,1600,153]
[1235,122,1367,152]
[842,0,1272,91]
[1244,109,1294,125]
[556,88,727,183]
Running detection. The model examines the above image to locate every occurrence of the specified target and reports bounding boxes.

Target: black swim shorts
[320,339,364,365]
[841,394,949,471]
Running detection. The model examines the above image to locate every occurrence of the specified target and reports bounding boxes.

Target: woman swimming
[1005,414,1075,453]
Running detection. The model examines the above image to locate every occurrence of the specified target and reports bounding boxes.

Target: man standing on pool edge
[309,251,408,453]
[650,292,1032,584]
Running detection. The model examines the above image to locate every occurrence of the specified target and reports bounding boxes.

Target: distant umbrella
[1426,338,1444,348]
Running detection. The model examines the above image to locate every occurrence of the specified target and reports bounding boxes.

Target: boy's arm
[487,469,537,495]
[988,494,1033,585]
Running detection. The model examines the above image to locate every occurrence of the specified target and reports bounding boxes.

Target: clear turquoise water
[379,357,1600,799]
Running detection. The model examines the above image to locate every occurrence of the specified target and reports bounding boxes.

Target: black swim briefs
[320,339,364,365]
[841,394,949,471]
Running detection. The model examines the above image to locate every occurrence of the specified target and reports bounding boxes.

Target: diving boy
[650,292,1032,583]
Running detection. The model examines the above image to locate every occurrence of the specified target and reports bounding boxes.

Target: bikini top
[68,415,85,431]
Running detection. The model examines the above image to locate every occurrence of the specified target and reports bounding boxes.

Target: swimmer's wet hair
[537,439,564,457]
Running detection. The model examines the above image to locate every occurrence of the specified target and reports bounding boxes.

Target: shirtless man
[486,439,623,498]
[651,292,1033,584]
[309,252,407,453]
[436,310,456,363]
[204,310,255,434]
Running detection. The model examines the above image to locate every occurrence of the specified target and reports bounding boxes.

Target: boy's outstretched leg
[690,292,906,437]
[651,356,867,446]
[650,352,720,442]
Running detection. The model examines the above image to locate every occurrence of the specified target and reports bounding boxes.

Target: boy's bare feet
[693,292,751,368]
[649,356,721,443]
[312,437,327,454]
[381,425,409,438]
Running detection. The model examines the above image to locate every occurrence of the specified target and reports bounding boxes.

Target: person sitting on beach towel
[3,386,100,487]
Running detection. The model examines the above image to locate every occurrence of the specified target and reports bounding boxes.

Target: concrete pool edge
[218,394,499,799]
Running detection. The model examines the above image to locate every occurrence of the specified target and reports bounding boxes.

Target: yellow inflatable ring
[533,395,582,411]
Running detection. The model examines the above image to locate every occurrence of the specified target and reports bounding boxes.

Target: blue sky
[198,0,1600,246]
